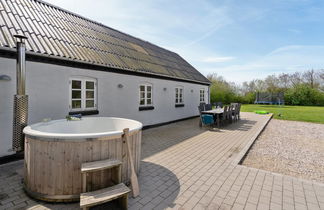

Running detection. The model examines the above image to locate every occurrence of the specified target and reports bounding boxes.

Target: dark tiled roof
[0,0,210,84]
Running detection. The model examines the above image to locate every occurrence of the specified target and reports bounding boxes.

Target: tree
[319,69,324,80]
[319,70,324,91]
[264,75,280,93]
[207,73,237,104]
[303,69,318,89]
[289,72,303,87]
[285,84,324,106]
[254,79,267,92]
[207,69,324,105]
[278,73,290,89]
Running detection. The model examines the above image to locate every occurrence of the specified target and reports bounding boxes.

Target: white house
[0,0,210,158]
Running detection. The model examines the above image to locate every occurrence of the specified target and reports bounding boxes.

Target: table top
[202,108,224,114]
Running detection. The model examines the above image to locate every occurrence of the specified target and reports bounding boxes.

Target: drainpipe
[208,86,210,104]
[12,34,28,152]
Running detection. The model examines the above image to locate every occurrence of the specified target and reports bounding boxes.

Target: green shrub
[243,92,256,104]
[210,83,236,104]
[285,84,324,106]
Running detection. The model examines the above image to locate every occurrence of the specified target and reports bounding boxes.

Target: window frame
[69,77,97,112]
[139,84,153,107]
[175,87,184,105]
[200,89,205,103]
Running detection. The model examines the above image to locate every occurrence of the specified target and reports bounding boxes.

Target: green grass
[241,104,324,124]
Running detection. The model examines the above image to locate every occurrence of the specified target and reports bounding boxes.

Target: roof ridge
[32,0,178,56]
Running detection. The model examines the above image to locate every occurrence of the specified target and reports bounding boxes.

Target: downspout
[208,85,210,104]
[12,35,28,152]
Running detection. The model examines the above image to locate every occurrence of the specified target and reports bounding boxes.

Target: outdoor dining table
[201,108,224,128]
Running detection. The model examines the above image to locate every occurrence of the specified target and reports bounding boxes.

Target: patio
[0,112,324,210]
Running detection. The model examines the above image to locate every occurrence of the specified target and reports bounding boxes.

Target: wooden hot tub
[23,117,142,202]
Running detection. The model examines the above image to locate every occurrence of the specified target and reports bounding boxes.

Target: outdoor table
[201,108,224,128]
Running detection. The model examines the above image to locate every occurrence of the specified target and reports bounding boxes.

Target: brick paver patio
[0,112,323,210]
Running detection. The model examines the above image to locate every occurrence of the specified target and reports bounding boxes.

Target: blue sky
[49,0,324,83]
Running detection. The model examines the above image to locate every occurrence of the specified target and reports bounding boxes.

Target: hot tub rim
[23,117,143,141]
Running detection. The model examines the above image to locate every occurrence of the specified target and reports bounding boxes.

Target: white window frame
[200,89,205,103]
[175,87,184,104]
[139,84,153,106]
[69,77,97,111]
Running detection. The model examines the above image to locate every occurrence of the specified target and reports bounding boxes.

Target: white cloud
[202,56,235,63]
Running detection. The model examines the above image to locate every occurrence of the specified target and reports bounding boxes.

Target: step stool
[80,159,130,210]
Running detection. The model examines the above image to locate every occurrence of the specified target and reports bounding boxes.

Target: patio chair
[232,104,238,122]
[215,102,223,108]
[198,104,205,127]
[221,106,228,125]
[227,105,234,123]
[198,104,205,112]
[205,104,212,111]
[237,103,241,120]
[200,114,215,127]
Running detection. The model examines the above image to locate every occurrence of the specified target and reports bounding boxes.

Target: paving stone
[141,203,156,210]
[192,203,207,210]
[219,203,232,210]
[138,196,153,205]
[149,195,164,205]
[236,195,248,205]
[270,202,282,210]
[282,202,294,210]
[295,203,307,210]
[182,196,200,210]
[257,203,270,210]
[247,195,259,205]
[0,114,322,210]
[0,196,19,205]
[0,202,14,209]
[223,195,236,206]
[129,202,143,210]
[306,203,321,210]
[245,202,257,210]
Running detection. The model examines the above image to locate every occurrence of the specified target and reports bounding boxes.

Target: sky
[48,0,324,84]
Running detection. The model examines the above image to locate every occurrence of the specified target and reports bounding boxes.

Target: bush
[243,92,256,104]
[210,82,236,104]
[285,84,324,106]
[210,83,256,104]
[207,71,324,106]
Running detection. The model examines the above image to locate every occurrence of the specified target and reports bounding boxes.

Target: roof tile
[2,26,14,47]
[0,28,7,46]
[0,0,209,84]
[25,32,37,51]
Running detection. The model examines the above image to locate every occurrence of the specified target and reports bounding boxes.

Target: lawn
[241,104,324,124]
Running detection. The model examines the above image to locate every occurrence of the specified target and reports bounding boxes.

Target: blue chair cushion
[201,114,214,125]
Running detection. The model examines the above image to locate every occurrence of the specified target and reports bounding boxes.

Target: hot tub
[23,117,142,202]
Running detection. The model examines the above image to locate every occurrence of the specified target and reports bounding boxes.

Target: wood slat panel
[24,131,141,201]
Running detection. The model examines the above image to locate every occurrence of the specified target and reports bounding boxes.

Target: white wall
[0,57,209,157]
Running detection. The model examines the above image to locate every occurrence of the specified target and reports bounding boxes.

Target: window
[200,89,205,103]
[175,87,184,104]
[139,84,153,106]
[70,77,97,111]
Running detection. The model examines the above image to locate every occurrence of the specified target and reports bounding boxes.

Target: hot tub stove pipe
[12,34,28,152]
